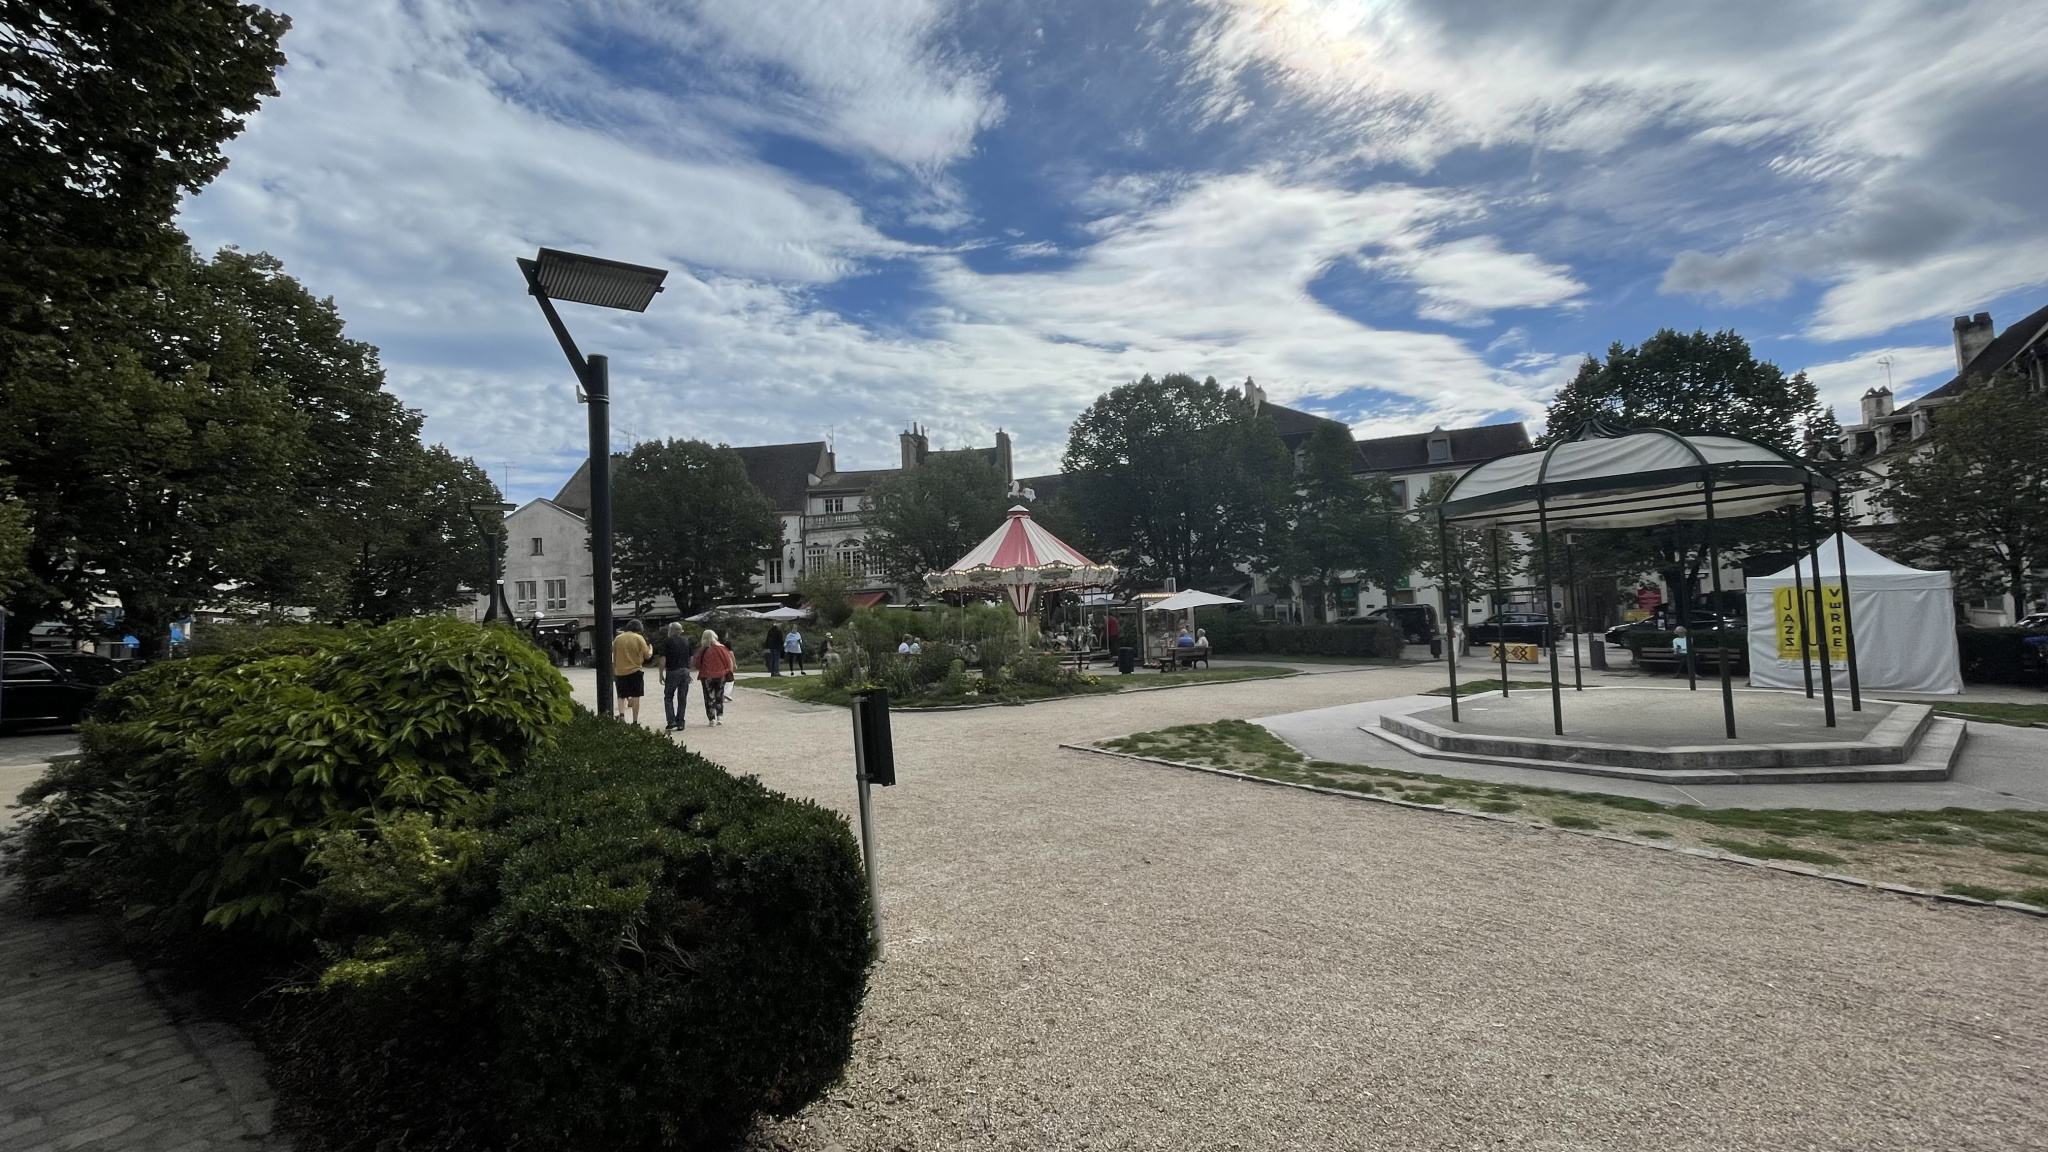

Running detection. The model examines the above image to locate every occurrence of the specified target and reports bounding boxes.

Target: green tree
[1272,421,1415,619]
[333,446,500,623]
[1062,374,1291,590]
[612,439,782,616]
[1880,369,2048,615]
[1414,473,1526,621]
[796,560,858,627]
[863,450,1011,588]
[0,478,29,600]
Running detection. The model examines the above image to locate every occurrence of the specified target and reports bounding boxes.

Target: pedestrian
[819,635,838,666]
[656,622,694,731]
[1105,612,1120,650]
[612,618,652,725]
[691,628,736,725]
[783,625,806,675]
[765,622,784,677]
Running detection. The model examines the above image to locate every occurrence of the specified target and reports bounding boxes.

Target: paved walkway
[567,666,2048,1152]
[1,749,290,1151]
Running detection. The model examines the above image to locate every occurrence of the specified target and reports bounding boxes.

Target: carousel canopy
[1435,421,1832,530]
[926,506,1117,612]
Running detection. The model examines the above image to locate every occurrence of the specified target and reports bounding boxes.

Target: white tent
[1745,533,1961,694]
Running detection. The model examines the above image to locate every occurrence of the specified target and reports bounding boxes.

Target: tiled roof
[1910,299,2048,406]
[552,457,598,518]
[1257,398,1347,448]
[1016,473,1065,502]
[731,441,829,511]
[813,468,902,492]
[1355,422,1533,472]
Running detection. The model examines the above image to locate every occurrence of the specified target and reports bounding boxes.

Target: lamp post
[470,501,517,622]
[516,248,669,715]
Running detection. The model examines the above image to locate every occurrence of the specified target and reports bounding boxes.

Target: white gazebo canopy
[1746,533,1961,694]
[1436,422,1832,530]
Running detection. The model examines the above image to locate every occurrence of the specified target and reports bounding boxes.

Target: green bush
[1957,628,2040,685]
[7,617,571,942]
[1195,609,1402,659]
[276,714,872,1151]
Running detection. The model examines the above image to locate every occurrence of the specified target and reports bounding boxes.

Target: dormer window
[1426,429,1451,464]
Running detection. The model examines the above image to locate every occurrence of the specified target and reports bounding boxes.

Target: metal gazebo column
[1789,500,1816,699]
[1831,487,1864,712]
[1490,528,1509,696]
[1437,510,1460,722]
[1805,481,1837,728]
[1536,492,1564,735]
[1564,532,1583,691]
[1702,472,1737,739]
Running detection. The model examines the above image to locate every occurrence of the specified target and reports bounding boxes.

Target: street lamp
[470,500,517,623]
[517,247,669,714]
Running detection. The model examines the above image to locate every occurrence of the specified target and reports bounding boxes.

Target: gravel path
[581,668,2048,1151]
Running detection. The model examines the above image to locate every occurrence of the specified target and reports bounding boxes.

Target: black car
[1354,604,1438,643]
[1465,612,1556,648]
[1604,614,1740,647]
[2,651,107,731]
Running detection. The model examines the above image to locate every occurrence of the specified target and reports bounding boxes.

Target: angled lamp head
[521,248,668,312]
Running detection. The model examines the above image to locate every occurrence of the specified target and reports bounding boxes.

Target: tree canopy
[1061,374,1291,590]
[611,439,782,616]
[863,449,1011,589]
[1543,329,1822,451]
[1271,420,1414,618]
[1880,369,2048,615]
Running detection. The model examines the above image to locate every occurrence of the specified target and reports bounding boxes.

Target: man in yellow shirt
[612,618,652,725]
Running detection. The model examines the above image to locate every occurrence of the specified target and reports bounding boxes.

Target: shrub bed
[4,617,872,1151]
[1196,609,1402,659]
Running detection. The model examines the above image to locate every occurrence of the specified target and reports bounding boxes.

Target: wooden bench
[1634,644,1744,673]
[1155,647,1211,671]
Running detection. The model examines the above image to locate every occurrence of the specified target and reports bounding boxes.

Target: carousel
[926,506,1118,641]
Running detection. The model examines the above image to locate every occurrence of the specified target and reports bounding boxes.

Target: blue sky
[179,0,2048,504]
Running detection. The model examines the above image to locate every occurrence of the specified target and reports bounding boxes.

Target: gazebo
[1431,421,1860,738]
[926,506,1119,641]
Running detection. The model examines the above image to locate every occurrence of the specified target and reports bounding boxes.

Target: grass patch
[1129,666,1300,688]
[1931,702,2048,728]
[1213,653,1404,667]
[1703,838,1845,866]
[1090,719,2048,906]
[1424,679,1560,697]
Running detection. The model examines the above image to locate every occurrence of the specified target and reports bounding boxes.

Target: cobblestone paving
[2,757,289,1151]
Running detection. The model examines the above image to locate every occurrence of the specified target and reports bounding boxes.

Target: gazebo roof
[1434,422,1832,530]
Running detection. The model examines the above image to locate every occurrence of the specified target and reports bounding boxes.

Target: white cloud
[1366,235,1585,324]
[1806,239,2048,342]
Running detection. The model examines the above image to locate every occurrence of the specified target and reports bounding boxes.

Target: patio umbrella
[757,606,811,620]
[926,506,1118,641]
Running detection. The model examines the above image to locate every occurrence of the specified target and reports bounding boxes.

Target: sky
[178,0,2048,505]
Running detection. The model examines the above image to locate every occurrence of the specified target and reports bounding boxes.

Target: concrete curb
[1058,742,2048,920]
[739,669,1307,712]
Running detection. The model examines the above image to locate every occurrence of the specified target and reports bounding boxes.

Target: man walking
[764,622,784,677]
[613,618,652,726]
[656,622,694,731]
[783,624,806,675]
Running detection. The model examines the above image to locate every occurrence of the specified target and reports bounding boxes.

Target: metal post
[1789,502,1815,699]
[1490,527,1508,696]
[1565,533,1583,690]
[1437,512,1460,722]
[1537,497,1563,735]
[588,354,615,717]
[849,698,885,954]
[1703,474,1736,739]
[1805,483,1836,727]
[1831,487,1863,711]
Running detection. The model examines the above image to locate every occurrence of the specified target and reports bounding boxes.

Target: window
[834,540,866,579]
[1427,435,1451,464]
[530,537,545,556]
[805,543,828,572]
[514,580,538,613]
[822,496,846,514]
[1388,479,1407,507]
[766,557,783,585]
[543,579,568,610]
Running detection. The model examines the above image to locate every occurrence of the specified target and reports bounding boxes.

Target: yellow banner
[1488,642,1540,664]
[1773,584,1847,661]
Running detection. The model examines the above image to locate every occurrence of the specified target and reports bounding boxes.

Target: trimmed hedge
[1196,609,1403,659]
[1957,628,2043,685]
[277,714,872,1151]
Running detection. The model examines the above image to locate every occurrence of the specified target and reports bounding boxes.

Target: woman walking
[691,628,736,725]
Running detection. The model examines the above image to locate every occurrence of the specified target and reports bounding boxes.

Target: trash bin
[1116,645,1136,675]
[1428,638,1442,658]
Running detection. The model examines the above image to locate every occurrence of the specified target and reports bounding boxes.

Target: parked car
[1353,604,1438,643]
[37,651,130,686]
[1604,614,1742,647]
[1,651,107,731]
[1465,612,1556,648]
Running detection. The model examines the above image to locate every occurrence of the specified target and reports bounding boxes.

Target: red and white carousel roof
[925,506,1118,595]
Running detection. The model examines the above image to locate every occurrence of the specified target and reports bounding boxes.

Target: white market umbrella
[757,606,811,620]
[1147,589,1241,613]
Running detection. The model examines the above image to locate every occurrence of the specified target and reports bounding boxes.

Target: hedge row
[4,618,871,1151]
[1194,609,1404,659]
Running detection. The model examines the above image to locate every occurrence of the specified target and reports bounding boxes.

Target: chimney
[1953,312,1995,374]
[1243,378,1265,412]
[1859,386,1893,424]
[899,423,928,469]
[995,428,1013,484]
